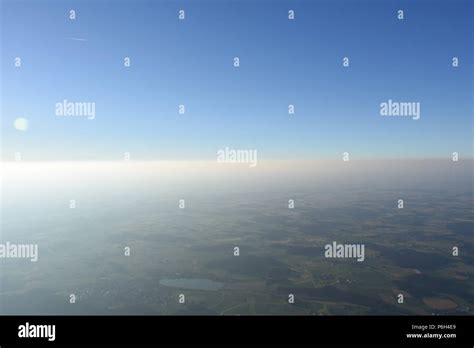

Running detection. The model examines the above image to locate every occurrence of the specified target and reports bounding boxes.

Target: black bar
[0,315,472,346]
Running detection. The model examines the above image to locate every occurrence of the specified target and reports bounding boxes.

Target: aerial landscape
[0,0,472,316]
[1,160,472,315]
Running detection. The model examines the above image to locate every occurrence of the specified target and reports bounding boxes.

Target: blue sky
[1,0,472,160]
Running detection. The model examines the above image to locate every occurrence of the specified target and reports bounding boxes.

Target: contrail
[66,37,88,41]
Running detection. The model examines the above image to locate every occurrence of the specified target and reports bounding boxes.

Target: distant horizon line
[1,157,473,163]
